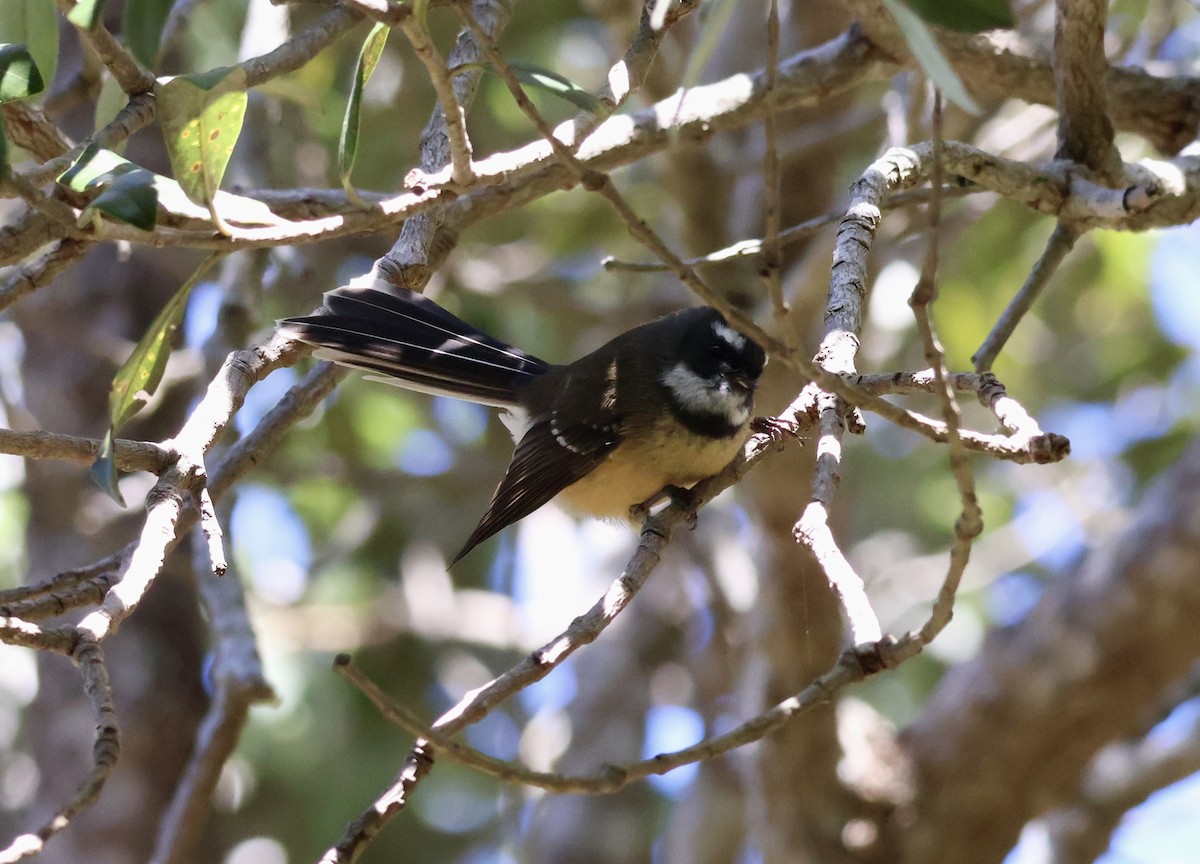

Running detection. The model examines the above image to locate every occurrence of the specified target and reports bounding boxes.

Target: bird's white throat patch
[660,362,750,426]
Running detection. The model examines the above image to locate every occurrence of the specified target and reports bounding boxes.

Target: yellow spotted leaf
[156,67,248,231]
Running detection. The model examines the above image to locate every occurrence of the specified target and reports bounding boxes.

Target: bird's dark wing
[280,287,549,408]
[452,411,622,564]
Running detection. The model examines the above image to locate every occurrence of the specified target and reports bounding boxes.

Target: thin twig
[71,323,309,642]
[906,92,983,644]
[209,360,344,497]
[590,0,699,115]
[972,222,1082,372]
[851,369,1070,461]
[1,356,341,626]
[324,399,814,859]
[396,16,475,187]
[760,0,787,318]
[0,636,120,863]
[451,1,778,354]
[336,651,865,793]
[790,135,903,644]
[601,184,978,273]
[0,550,128,621]
[321,519,675,863]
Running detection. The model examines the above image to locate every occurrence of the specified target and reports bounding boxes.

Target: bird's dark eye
[710,344,724,360]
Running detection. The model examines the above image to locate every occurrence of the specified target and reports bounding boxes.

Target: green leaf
[58,142,121,190]
[90,429,125,506]
[508,62,603,113]
[59,143,284,227]
[91,253,222,505]
[902,0,1014,33]
[339,22,390,205]
[106,252,222,431]
[0,3,57,97]
[67,0,107,31]
[156,66,248,229]
[882,0,981,115]
[0,43,44,102]
[87,166,160,230]
[122,0,172,68]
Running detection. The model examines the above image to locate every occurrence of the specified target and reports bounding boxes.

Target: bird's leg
[631,485,700,529]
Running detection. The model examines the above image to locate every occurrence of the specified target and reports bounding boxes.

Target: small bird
[279,286,766,563]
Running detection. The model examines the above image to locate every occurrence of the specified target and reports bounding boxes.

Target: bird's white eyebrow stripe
[712,321,746,350]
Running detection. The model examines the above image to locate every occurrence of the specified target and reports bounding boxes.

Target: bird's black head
[659,308,767,438]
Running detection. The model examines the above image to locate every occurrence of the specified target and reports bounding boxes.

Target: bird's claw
[751,414,801,442]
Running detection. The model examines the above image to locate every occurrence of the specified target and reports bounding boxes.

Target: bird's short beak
[730,371,757,394]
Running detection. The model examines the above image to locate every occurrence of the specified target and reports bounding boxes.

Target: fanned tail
[279,287,549,408]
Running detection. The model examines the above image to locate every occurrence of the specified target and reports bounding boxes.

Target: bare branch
[54,0,155,94]
[196,487,228,578]
[0,636,120,863]
[209,360,344,498]
[396,17,475,187]
[1,354,340,628]
[149,532,274,864]
[240,5,366,87]
[854,369,986,395]
[591,0,699,113]
[0,239,94,313]
[336,650,866,793]
[841,0,1200,154]
[1,101,72,162]
[0,617,77,654]
[0,427,175,473]
[1054,0,1122,177]
[70,326,308,642]
[378,0,515,288]
[0,551,127,622]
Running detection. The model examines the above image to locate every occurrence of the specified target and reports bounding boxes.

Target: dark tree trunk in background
[8,246,207,864]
